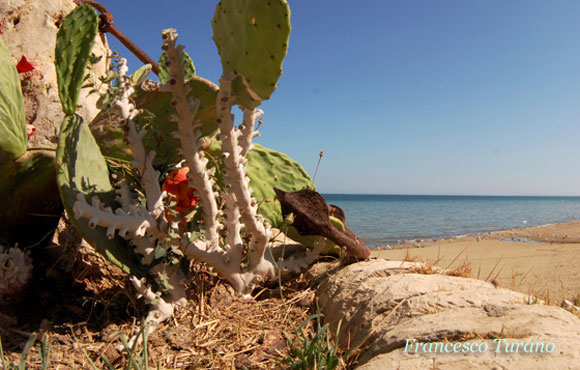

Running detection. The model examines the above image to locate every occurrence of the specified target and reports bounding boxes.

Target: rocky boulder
[317,259,580,369]
[0,0,109,148]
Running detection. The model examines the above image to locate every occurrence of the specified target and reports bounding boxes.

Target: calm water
[322,194,580,247]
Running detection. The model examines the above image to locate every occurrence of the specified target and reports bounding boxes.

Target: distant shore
[371,220,580,304]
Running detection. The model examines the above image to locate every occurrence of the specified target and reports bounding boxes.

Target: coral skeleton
[71,30,327,341]
[0,246,33,303]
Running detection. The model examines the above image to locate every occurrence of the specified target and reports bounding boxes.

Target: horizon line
[321,193,580,197]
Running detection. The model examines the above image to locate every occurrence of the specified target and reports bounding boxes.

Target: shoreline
[367,219,580,250]
[371,220,580,303]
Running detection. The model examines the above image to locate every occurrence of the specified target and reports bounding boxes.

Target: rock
[317,259,580,369]
[0,0,109,148]
[0,0,109,246]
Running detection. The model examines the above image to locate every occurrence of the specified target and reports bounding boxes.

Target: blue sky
[98,0,580,196]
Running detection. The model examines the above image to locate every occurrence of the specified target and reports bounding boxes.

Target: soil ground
[0,223,354,369]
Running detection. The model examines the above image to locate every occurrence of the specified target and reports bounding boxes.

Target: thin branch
[74,0,160,75]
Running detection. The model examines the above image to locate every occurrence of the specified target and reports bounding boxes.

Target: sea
[322,194,580,248]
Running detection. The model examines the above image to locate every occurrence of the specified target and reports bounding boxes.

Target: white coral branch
[128,277,174,348]
[73,194,155,239]
[129,236,156,265]
[125,119,165,220]
[216,75,273,279]
[115,180,135,213]
[239,108,263,158]
[182,238,250,294]
[115,59,166,223]
[278,236,327,275]
[115,58,138,121]
[161,29,221,250]
[0,247,33,295]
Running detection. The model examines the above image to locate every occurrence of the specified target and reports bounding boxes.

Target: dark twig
[74,0,160,76]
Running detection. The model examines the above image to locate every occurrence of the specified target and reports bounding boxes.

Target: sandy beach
[372,220,580,304]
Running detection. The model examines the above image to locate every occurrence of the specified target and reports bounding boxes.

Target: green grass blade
[71,329,98,370]
[40,334,50,370]
[99,353,115,370]
[18,334,36,370]
[142,328,149,370]
[118,333,140,370]
[0,336,13,370]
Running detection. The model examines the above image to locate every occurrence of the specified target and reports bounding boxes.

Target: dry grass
[446,261,472,278]
[403,247,472,278]
[0,242,348,369]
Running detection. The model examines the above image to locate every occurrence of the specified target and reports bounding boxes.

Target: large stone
[0,0,109,148]
[317,259,580,369]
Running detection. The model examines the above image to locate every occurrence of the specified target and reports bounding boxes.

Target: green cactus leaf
[56,114,146,277]
[158,51,196,84]
[283,216,345,256]
[0,151,62,246]
[88,107,132,163]
[131,76,220,166]
[246,144,313,227]
[0,38,27,159]
[55,4,99,115]
[131,64,152,85]
[212,0,291,109]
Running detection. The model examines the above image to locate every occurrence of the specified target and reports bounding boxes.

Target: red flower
[16,55,38,73]
[162,167,199,213]
[26,124,35,138]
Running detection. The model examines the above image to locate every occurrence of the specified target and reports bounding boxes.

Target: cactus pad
[131,64,153,85]
[0,38,26,159]
[55,4,99,115]
[158,51,196,84]
[212,0,291,109]
[89,109,132,162]
[246,144,313,227]
[0,151,61,246]
[56,114,146,276]
[283,217,345,256]
[132,76,220,165]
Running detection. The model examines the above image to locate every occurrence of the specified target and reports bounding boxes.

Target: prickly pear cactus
[88,108,132,162]
[284,217,345,256]
[0,151,62,246]
[158,51,196,84]
[55,4,99,115]
[212,0,291,109]
[56,114,146,276]
[0,37,27,159]
[246,144,313,227]
[131,76,220,165]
